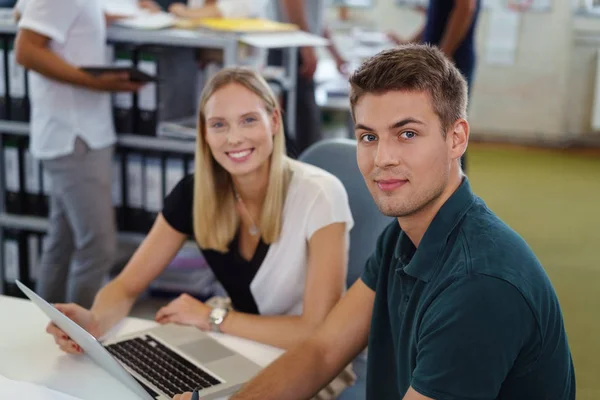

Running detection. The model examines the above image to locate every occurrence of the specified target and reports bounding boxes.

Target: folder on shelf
[40,165,51,217]
[0,38,7,120]
[26,232,40,284]
[2,229,27,297]
[135,52,158,136]
[142,154,162,232]
[165,156,185,196]
[175,18,297,33]
[112,48,136,134]
[23,148,43,216]
[3,134,23,215]
[8,42,29,122]
[112,152,125,230]
[125,151,144,232]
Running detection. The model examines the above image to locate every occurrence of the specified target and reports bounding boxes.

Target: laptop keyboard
[106,335,221,398]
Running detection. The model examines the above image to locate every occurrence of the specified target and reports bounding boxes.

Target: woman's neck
[232,163,270,207]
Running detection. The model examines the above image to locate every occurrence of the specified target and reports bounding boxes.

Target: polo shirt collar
[394,177,476,282]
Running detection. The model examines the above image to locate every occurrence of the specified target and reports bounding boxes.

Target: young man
[15,0,143,308]
[173,45,575,400]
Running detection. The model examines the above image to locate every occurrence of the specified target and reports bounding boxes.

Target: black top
[162,175,270,315]
[361,178,575,400]
[422,0,482,87]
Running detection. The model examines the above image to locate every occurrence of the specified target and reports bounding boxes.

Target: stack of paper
[0,374,83,400]
[103,0,176,30]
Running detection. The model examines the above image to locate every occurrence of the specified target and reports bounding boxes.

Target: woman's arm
[219,222,348,349]
[169,0,269,19]
[90,214,187,336]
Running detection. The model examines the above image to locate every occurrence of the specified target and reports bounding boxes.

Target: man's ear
[448,118,469,161]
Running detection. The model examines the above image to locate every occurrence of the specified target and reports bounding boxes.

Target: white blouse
[251,160,354,316]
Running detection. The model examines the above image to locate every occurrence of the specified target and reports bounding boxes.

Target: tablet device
[81,66,159,83]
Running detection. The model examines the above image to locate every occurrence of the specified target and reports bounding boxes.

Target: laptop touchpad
[178,339,236,364]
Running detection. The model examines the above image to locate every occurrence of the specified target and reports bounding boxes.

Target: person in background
[45,67,355,397]
[174,44,575,400]
[269,0,348,155]
[139,0,268,19]
[14,0,143,309]
[388,0,481,172]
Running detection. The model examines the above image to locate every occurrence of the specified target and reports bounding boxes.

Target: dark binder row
[2,228,44,298]
[1,132,194,234]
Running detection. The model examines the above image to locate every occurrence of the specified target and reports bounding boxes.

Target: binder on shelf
[125,151,144,232]
[165,156,185,196]
[142,154,162,232]
[8,43,30,122]
[136,52,158,136]
[0,38,7,120]
[2,229,27,298]
[112,48,135,134]
[24,147,43,216]
[186,157,195,175]
[26,232,40,285]
[112,151,125,230]
[134,47,198,137]
[3,134,23,214]
[40,164,51,217]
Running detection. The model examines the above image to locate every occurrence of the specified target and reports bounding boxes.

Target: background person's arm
[438,0,477,59]
[279,0,318,79]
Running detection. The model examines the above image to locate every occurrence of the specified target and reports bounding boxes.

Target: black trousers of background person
[268,49,322,158]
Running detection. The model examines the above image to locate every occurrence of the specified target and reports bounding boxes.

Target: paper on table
[239,31,329,49]
[0,374,84,400]
[102,0,139,17]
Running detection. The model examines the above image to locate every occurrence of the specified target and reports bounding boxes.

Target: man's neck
[399,172,464,247]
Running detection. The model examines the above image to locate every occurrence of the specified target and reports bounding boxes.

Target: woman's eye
[243,117,257,124]
[360,134,377,142]
[400,131,416,140]
[211,122,224,129]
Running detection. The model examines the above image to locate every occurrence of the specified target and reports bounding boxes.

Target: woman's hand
[139,0,163,13]
[155,293,212,331]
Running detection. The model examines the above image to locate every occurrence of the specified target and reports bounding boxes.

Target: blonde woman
[45,67,353,360]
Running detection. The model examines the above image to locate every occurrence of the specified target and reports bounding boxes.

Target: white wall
[327,1,600,144]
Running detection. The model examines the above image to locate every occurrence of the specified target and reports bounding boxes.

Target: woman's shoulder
[287,159,348,199]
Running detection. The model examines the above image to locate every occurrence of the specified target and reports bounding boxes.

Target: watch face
[211,308,227,321]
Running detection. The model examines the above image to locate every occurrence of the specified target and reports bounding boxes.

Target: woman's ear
[271,108,281,136]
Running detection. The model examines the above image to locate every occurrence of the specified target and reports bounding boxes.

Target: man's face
[354,90,456,218]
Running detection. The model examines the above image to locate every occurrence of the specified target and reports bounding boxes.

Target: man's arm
[229,279,375,400]
[15,29,140,92]
[279,0,317,79]
[438,0,477,59]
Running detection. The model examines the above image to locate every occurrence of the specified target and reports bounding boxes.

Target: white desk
[0,295,283,399]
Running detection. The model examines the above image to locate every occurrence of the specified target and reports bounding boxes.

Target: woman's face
[204,83,278,179]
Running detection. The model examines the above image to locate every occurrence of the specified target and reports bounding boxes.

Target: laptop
[15,280,262,400]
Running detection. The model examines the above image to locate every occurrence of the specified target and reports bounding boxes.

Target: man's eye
[400,131,416,139]
[361,134,377,142]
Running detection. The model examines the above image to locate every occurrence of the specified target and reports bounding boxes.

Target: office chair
[299,138,393,292]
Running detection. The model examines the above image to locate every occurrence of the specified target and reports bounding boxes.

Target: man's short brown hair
[349,44,468,132]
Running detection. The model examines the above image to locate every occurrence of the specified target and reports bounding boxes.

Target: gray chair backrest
[299,138,394,287]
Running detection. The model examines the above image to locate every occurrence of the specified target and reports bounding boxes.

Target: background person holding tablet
[14,0,144,308]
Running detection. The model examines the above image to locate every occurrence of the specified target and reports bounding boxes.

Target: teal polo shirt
[361,178,575,400]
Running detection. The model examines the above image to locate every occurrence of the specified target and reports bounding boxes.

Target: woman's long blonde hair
[193,67,291,252]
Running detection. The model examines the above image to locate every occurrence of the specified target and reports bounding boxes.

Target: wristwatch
[209,306,229,333]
